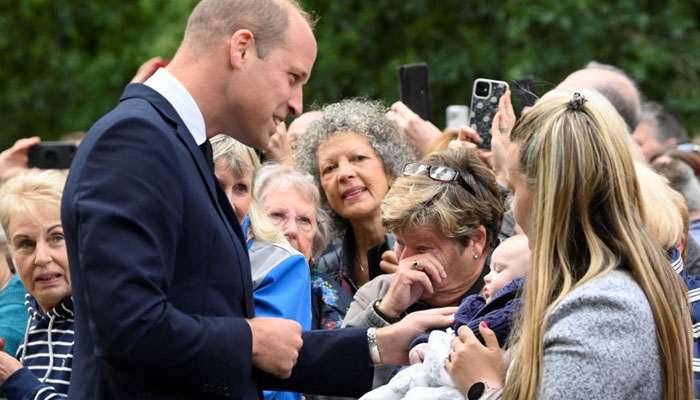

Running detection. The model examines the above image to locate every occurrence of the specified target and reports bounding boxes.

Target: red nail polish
[480,321,488,329]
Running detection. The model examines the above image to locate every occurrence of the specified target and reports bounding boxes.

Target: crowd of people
[1,0,699,399]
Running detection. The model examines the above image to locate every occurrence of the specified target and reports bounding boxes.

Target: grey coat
[486,269,662,400]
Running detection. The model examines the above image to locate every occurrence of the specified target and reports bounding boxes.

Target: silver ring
[447,349,454,362]
[412,260,419,268]
[499,125,509,133]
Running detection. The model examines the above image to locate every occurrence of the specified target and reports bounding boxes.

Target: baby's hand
[409,343,427,364]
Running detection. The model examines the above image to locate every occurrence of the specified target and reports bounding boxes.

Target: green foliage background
[2,0,699,151]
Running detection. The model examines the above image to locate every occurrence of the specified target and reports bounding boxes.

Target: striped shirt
[0,295,74,400]
[669,247,700,398]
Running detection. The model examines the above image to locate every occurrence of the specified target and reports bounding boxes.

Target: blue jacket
[0,295,74,400]
[243,217,311,400]
[411,278,523,349]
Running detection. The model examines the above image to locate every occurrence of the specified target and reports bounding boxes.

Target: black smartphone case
[470,79,509,150]
[398,63,432,121]
[27,142,77,169]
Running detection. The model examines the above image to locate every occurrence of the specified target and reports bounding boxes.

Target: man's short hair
[585,61,642,130]
[183,0,314,59]
[640,101,689,143]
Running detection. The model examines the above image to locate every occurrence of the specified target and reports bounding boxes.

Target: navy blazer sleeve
[62,101,256,397]
[258,328,373,397]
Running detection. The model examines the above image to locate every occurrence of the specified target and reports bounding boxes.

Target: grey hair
[183,0,314,59]
[640,101,689,143]
[585,61,642,130]
[294,98,413,239]
[653,157,700,212]
[254,162,330,261]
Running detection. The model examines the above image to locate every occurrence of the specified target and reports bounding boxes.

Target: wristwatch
[467,381,495,400]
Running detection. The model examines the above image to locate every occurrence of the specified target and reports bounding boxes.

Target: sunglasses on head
[401,162,476,196]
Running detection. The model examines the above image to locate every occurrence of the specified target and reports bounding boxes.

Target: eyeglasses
[268,212,314,232]
[401,162,476,196]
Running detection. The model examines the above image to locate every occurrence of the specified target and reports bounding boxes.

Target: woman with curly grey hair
[295,98,413,294]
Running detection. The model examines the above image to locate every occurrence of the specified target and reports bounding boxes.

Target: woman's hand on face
[446,323,505,394]
[377,253,447,319]
[379,250,398,274]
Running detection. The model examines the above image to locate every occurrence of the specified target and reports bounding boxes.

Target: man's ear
[229,29,256,69]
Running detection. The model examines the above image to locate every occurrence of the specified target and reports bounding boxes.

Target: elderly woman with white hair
[254,162,353,331]
[0,170,74,400]
[295,99,413,295]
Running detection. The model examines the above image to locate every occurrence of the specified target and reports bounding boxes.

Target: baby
[360,235,530,400]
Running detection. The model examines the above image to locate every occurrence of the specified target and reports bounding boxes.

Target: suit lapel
[119,84,254,316]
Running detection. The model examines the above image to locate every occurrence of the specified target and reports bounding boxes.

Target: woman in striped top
[0,170,74,400]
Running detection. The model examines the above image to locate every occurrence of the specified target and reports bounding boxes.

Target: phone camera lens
[476,81,490,97]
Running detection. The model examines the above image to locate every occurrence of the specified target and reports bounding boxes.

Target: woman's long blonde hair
[505,89,693,400]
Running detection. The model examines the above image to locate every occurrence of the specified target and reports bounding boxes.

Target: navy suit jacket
[61,84,372,399]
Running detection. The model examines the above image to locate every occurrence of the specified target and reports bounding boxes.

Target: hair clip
[568,92,587,111]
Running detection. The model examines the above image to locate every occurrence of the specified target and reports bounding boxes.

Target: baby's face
[483,236,530,303]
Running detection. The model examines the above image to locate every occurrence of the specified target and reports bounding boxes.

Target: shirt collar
[144,68,207,145]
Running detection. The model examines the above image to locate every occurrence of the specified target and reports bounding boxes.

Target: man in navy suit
[61,0,454,398]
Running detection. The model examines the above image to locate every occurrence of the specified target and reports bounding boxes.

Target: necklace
[355,252,365,272]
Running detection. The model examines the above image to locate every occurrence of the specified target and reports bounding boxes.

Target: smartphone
[398,62,432,121]
[27,141,77,169]
[515,75,538,115]
[445,105,470,129]
[469,78,510,150]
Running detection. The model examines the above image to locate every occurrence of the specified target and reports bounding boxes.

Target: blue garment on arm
[247,229,311,400]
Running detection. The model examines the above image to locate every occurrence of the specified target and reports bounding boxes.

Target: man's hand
[262,122,294,166]
[0,136,40,182]
[377,253,446,319]
[0,338,22,384]
[386,101,441,157]
[375,307,457,366]
[246,317,303,379]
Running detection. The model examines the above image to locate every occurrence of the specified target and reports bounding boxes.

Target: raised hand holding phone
[469,78,510,150]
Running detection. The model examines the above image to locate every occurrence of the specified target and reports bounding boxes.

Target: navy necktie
[199,139,214,173]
